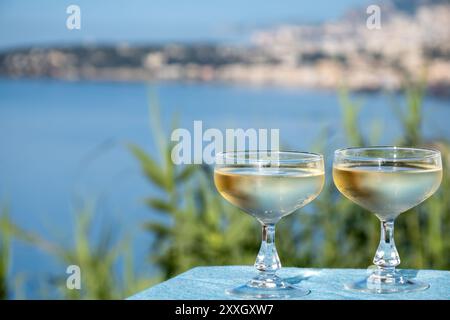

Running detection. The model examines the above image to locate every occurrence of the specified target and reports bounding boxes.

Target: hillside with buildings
[1,1,449,95]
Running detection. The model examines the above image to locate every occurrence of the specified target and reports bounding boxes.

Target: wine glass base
[226,276,310,299]
[345,272,430,294]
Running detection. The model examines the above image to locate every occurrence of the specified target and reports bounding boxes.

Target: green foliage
[338,87,366,146]
[11,203,154,299]
[0,208,12,299]
[128,96,260,279]
[0,207,31,300]
[143,164,261,279]
[391,78,426,146]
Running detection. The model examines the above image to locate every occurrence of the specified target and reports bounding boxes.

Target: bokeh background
[0,0,449,299]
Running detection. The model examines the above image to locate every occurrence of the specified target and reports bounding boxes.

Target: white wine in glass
[333,147,443,293]
[214,151,325,299]
[333,164,442,221]
[215,167,325,225]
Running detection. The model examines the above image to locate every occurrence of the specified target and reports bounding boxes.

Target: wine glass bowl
[333,146,442,293]
[214,150,325,298]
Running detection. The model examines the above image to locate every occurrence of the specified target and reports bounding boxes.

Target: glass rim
[215,150,324,163]
[334,146,442,162]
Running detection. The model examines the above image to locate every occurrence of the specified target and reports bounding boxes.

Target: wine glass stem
[373,219,400,277]
[255,224,281,279]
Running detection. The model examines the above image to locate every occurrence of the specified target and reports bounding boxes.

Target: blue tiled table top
[128,266,450,300]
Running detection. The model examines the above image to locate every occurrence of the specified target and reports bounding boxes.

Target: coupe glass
[333,146,442,293]
[214,150,325,298]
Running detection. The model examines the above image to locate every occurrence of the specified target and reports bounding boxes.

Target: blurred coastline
[1,2,449,96]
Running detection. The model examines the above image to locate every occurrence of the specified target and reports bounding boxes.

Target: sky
[0,0,366,49]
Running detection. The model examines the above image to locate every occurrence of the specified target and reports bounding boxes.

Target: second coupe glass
[333,146,442,293]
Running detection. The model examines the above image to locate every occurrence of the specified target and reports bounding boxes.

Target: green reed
[2,203,153,299]
[0,208,12,299]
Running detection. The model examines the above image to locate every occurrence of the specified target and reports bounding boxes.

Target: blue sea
[0,79,449,298]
